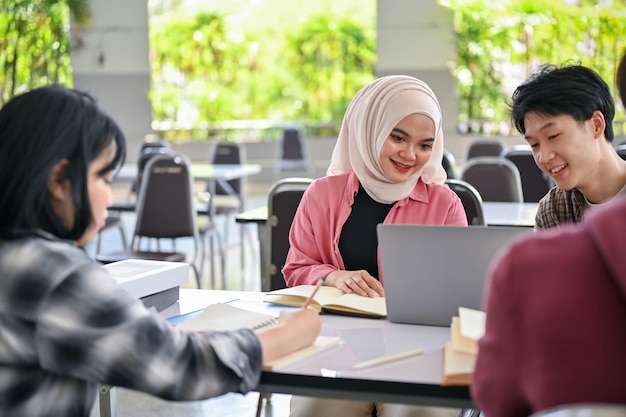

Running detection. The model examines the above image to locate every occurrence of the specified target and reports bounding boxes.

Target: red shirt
[472,197,626,416]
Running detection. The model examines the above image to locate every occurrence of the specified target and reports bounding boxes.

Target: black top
[338,184,394,279]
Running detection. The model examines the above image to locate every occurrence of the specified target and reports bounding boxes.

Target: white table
[482,201,538,227]
[99,288,473,416]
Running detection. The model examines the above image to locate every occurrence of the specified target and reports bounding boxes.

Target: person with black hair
[510,63,626,230]
[0,85,321,416]
[617,50,626,110]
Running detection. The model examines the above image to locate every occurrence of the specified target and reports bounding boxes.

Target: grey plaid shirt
[535,187,589,230]
[0,231,262,417]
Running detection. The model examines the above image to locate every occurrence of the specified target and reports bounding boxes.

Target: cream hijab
[327,75,446,203]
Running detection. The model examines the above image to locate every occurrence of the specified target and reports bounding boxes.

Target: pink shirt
[283,171,467,286]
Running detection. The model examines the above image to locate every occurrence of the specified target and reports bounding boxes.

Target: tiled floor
[90,389,291,417]
[89,181,293,417]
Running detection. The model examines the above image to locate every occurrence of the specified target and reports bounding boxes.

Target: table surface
[237,201,538,228]
[164,289,474,408]
[115,163,262,183]
[482,201,538,227]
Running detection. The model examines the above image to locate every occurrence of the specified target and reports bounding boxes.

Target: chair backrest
[266,177,314,291]
[530,404,626,417]
[132,153,199,243]
[616,143,626,161]
[442,149,458,179]
[466,138,505,160]
[445,179,485,226]
[501,144,554,202]
[139,134,171,152]
[131,144,175,195]
[209,141,246,196]
[274,125,313,172]
[461,156,524,202]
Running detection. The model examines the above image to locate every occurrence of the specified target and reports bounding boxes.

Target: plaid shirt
[534,187,589,230]
[0,231,262,417]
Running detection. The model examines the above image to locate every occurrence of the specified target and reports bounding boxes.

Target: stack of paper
[442,307,486,386]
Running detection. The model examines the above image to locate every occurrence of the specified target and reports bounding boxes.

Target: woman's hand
[256,308,321,367]
[324,270,385,297]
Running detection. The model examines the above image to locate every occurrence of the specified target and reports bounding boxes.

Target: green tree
[0,0,90,105]
[285,14,376,123]
[150,11,249,126]
[440,0,626,125]
[149,5,376,140]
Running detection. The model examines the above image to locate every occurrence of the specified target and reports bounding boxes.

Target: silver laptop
[377,224,531,326]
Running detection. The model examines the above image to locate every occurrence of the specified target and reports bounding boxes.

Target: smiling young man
[510,64,626,230]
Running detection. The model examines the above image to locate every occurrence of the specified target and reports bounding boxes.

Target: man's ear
[48,159,71,201]
[590,110,606,139]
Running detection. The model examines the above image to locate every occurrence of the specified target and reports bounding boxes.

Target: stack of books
[442,307,486,386]
[103,259,189,312]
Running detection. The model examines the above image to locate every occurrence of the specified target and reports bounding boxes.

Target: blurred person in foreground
[0,85,321,417]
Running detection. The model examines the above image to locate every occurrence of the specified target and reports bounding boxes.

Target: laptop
[377,224,531,326]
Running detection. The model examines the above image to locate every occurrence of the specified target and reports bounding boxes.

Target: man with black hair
[510,63,626,230]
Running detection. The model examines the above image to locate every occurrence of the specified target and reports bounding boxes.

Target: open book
[442,307,486,386]
[178,303,340,370]
[264,285,386,318]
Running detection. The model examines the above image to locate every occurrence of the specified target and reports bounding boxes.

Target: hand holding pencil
[302,278,325,309]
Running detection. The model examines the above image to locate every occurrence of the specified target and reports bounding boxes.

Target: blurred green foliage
[148,0,376,140]
[0,0,90,105]
[4,0,625,138]
[440,0,626,124]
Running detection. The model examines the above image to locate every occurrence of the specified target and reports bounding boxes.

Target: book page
[178,303,277,332]
[263,336,341,370]
[323,293,387,318]
[265,286,345,311]
[442,342,475,386]
[458,307,486,340]
[450,317,478,355]
[265,286,386,318]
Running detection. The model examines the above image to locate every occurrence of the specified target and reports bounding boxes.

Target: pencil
[353,348,425,369]
[302,278,325,309]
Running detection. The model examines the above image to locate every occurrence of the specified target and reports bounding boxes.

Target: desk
[110,163,262,214]
[115,163,262,183]
[482,202,538,227]
[256,309,472,408]
[236,201,539,289]
[99,289,473,416]
[236,202,538,228]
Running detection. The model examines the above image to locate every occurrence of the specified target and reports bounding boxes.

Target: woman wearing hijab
[284,75,466,417]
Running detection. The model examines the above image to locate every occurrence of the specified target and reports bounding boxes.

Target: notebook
[377,224,531,326]
[178,303,341,370]
[265,285,386,318]
[442,307,487,386]
[178,303,278,332]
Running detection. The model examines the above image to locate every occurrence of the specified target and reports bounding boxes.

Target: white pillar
[376,0,458,134]
[70,0,152,160]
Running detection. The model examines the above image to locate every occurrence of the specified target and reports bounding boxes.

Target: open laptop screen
[378,224,531,326]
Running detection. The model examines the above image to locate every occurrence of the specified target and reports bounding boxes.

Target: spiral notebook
[178,303,278,332]
[177,303,340,370]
